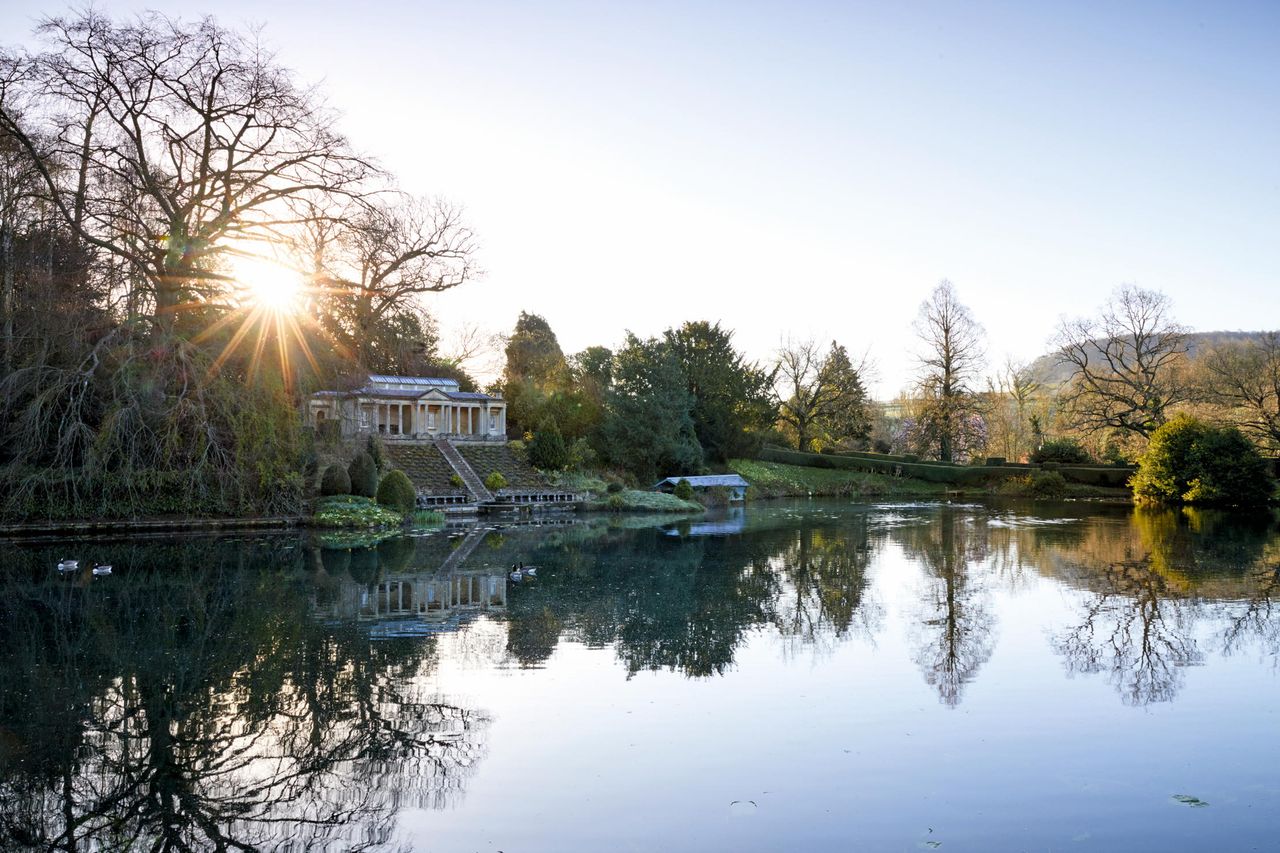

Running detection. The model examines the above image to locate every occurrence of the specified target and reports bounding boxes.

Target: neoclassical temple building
[308,375,507,442]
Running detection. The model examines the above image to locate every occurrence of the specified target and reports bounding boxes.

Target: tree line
[496,279,1278,504]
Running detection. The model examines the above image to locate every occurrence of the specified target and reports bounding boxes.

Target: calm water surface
[2,500,1279,851]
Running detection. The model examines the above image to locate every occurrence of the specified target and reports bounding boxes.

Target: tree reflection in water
[893,507,996,706]
[1049,507,1278,706]
[500,511,880,677]
[0,538,487,852]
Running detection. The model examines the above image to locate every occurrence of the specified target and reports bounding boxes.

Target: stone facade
[308,375,506,443]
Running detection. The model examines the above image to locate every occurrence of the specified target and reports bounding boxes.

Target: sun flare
[229,254,306,314]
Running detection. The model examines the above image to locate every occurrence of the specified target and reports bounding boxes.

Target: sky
[2,1,1276,394]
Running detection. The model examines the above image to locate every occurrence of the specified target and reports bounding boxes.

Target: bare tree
[0,11,376,335]
[1199,331,1280,453]
[774,338,872,452]
[1053,285,1192,439]
[986,357,1041,461]
[339,196,474,361]
[912,280,986,462]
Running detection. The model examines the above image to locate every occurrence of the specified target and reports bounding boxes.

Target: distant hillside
[1026,330,1276,387]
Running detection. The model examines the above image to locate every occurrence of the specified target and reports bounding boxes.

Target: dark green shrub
[1031,439,1092,465]
[484,471,508,491]
[320,463,352,496]
[528,422,569,470]
[376,469,417,513]
[606,481,624,494]
[606,493,626,511]
[1030,470,1068,500]
[1132,415,1272,506]
[985,457,1006,467]
[673,478,695,501]
[348,452,379,498]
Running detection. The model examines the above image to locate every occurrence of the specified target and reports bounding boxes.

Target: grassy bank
[581,489,704,513]
[729,459,949,499]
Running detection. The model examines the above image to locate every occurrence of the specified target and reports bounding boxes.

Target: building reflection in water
[0,535,494,852]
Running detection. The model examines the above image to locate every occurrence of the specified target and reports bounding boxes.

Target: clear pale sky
[3,1,1276,394]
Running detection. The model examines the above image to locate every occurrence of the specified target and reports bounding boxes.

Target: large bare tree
[0,11,375,334]
[1053,285,1191,440]
[912,280,986,462]
[1199,331,1280,453]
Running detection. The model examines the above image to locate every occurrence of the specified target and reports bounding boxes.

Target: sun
[229,253,306,314]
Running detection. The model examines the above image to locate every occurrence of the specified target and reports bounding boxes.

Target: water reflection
[0,538,487,851]
[2,502,1279,850]
[894,507,996,706]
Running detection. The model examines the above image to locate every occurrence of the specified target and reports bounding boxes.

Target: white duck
[57,559,79,572]
[92,563,113,576]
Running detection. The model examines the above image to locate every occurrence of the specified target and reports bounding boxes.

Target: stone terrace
[458,445,547,490]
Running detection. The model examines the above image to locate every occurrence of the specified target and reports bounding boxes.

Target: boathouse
[652,474,750,502]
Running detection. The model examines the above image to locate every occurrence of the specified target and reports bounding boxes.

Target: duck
[517,561,537,577]
[57,559,79,572]
[91,563,112,576]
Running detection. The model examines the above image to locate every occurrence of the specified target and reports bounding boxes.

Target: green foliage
[376,469,417,513]
[567,437,597,471]
[599,333,703,482]
[606,493,627,511]
[665,320,775,462]
[1030,470,1068,500]
[1132,415,1272,506]
[528,422,570,470]
[484,471,509,491]
[606,481,625,494]
[313,495,403,528]
[347,452,379,498]
[320,464,352,496]
[673,478,695,501]
[1031,439,1093,465]
[449,473,464,489]
[410,509,446,527]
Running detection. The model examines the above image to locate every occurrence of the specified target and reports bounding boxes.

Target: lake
[2,500,1278,851]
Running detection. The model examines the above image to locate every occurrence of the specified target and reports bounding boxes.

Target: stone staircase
[433,438,494,503]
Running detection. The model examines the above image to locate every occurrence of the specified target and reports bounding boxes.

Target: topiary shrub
[320,463,352,496]
[348,452,379,498]
[606,493,626,511]
[1030,470,1068,500]
[484,471,508,491]
[376,469,417,513]
[1031,439,1093,465]
[673,478,695,501]
[1132,415,1272,506]
[606,481,624,494]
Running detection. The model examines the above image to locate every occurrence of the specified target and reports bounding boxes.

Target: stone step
[433,438,494,503]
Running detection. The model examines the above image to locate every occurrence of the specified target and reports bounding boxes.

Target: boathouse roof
[652,474,750,490]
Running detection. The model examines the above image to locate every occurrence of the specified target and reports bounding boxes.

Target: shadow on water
[2,501,1279,849]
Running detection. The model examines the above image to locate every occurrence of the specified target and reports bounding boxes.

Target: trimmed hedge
[348,452,379,498]
[376,469,417,513]
[760,446,1134,488]
[320,463,351,496]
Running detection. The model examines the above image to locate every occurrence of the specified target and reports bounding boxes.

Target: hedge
[759,446,1134,488]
